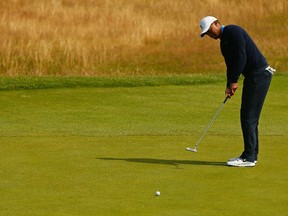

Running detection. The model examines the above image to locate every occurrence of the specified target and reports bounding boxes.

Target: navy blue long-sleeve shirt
[220,25,267,86]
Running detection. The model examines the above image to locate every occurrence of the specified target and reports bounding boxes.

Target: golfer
[200,16,275,167]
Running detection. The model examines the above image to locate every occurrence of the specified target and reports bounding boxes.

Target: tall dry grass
[0,0,287,76]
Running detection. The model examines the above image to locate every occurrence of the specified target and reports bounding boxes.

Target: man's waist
[243,65,276,78]
[252,65,269,73]
[243,65,268,77]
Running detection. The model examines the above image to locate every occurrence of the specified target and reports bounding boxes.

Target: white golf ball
[155,191,160,196]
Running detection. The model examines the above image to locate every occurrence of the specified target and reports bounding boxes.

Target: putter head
[186,147,197,152]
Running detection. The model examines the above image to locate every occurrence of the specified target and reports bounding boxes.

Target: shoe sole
[228,158,257,164]
[227,162,255,167]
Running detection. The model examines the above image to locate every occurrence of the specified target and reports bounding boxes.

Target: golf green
[0,75,287,215]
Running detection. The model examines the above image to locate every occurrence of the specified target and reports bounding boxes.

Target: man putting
[200,16,275,167]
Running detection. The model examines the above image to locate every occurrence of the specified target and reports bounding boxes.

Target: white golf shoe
[228,157,257,164]
[227,158,256,167]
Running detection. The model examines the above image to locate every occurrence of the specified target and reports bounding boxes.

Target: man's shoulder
[224,25,245,33]
[222,25,247,40]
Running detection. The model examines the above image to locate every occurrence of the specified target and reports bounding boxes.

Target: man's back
[220,25,267,83]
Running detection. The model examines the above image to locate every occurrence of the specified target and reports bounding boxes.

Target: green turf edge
[0,74,225,91]
[0,73,287,91]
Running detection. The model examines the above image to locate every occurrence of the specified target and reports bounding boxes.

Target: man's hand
[225,82,238,98]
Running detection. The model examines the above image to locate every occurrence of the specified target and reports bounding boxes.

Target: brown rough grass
[0,0,287,76]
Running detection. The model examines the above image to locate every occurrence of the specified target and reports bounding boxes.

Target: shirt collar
[220,25,225,39]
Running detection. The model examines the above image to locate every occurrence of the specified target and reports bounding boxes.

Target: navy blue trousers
[240,68,272,162]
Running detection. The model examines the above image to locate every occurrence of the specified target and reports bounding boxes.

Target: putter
[186,96,229,152]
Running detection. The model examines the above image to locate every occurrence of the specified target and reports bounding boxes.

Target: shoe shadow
[98,157,226,167]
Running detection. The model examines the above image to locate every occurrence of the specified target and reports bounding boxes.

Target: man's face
[206,21,221,40]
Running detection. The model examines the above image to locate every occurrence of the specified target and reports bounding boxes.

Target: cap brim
[200,27,209,37]
[200,32,206,37]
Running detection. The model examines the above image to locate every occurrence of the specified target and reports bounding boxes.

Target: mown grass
[0,75,287,215]
[0,74,225,91]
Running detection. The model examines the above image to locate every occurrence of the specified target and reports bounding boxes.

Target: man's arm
[222,27,247,97]
[222,26,247,90]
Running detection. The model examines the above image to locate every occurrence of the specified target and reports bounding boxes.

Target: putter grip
[223,96,229,104]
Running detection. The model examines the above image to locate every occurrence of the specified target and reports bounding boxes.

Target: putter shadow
[97,157,226,167]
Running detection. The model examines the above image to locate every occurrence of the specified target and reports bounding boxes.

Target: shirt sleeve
[224,27,247,84]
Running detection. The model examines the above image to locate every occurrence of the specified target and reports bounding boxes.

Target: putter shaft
[187,96,229,152]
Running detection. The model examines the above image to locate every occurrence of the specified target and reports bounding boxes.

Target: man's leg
[240,70,272,162]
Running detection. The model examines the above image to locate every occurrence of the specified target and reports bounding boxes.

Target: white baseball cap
[200,16,218,37]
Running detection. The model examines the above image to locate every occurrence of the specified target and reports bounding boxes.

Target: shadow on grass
[98,157,226,167]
